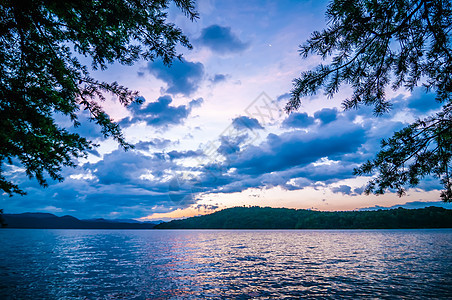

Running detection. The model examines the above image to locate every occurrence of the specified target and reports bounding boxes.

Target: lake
[0,229,451,299]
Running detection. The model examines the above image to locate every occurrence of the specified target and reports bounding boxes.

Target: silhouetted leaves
[0,0,197,195]
[155,206,452,229]
[0,209,5,228]
[288,0,452,201]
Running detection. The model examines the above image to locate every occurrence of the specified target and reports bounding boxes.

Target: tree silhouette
[0,0,197,195]
[0,209,6,228]
[287,0,452,201]
[155,206,452,229]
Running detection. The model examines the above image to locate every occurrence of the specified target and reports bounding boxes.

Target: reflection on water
[0,229,451,299]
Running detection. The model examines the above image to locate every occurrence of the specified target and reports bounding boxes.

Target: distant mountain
[360,200,452,210]
[83,218,164,224]
[3,213,157,229]
[155,206,452,229]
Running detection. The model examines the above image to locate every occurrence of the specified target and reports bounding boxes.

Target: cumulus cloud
[2,147,204,218]
[120,96,202,129]
[197,25,249,54]
[183,112,372,195]
[190,103,415,195]
[147,58,204,96]
[4,91,439,219]
[230,125,366,176]
[167,150,204,160]
[134,138,174,150]
[331,185,352,195]
[282,112,315,128]
[189,97,204,108]
[314,108,338,125]
[232,116,264,130]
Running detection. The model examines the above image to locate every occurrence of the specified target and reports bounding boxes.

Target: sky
[1,0,450,220]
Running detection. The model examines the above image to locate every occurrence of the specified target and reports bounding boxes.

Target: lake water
[0,229,451,299]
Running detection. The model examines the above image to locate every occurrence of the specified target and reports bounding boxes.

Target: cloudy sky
[2,0,449,220]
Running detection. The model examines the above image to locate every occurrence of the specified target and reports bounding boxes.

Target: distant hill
[155,206,452,229]
[3,213,157,229]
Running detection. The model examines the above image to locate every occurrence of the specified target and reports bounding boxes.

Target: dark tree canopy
[0,209,5,227]
[156,206,452,229]
[287,0,452,201]
[0,0,197,195]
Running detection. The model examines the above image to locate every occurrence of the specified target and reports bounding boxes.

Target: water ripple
[0,229,451,299]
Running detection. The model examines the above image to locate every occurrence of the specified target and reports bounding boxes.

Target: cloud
[231,124,366,176]
[276,93,291,102]
[232,116,264,130]
[134,138,174,150]
[191,103,416,195]
[185,112,371,195]
[217,134,249,156]
[4,91,441,219]
[210,74,229,84]
[331,185,352,195]
[120,96,202,128]
[189,97,204,108]
[147,58,204,96]
[314,108,338,125]
[282,112,315,128]
[406,88,443,114]
[167,150,204,160]
[197,25,249,54]
[54,111,105,142]
[1,147,204,218]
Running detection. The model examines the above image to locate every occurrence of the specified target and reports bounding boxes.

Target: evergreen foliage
[287,0,452,201]
[155,206,452,229]
[0,0,197,195]
[0,209,5,227]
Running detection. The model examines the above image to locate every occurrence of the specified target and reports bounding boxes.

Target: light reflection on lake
[0,229,451,299]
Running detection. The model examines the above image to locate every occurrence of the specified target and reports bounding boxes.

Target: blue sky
[1,0,448,220]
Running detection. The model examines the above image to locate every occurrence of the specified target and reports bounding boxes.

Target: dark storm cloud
[147,58,204,96]
[197,25,249,54]
[120,96,203,128]
[282,112,315,128]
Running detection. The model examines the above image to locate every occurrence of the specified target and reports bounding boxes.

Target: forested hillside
[155,206,452,229]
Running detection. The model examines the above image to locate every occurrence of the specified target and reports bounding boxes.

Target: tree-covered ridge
[155,206,452,229]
